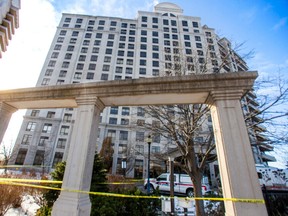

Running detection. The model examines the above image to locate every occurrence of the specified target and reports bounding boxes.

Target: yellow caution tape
[0,178,62,184]
[0,180,265,204]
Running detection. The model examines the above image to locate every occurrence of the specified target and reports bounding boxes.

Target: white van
[144,173,209,197]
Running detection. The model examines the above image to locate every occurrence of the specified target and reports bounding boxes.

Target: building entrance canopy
[0,71,267,216]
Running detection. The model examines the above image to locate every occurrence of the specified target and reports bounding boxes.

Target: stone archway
[0,72,267,216]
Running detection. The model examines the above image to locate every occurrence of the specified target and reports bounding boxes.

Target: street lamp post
[146,135,152,194]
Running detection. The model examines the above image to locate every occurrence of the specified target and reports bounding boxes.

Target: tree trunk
[192,173,205,216]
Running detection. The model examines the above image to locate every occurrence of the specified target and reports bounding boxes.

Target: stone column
[208,90,267,216]
[0,102,18,144]
[52,96,105,216]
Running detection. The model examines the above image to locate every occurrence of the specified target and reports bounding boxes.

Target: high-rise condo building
[9,3,275,181]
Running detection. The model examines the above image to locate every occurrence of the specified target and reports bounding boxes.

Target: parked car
[144,173,209,197]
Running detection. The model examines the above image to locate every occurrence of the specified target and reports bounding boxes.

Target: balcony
[261,153,276,162]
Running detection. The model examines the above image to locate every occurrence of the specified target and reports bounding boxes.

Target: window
[41,78,50,85]
[121,118,129,125]
[119,43,125,48]
[139,68,146,75]
[141,16,147,22]
[121,29,127,34]
[152,69,159,76]
[141,30,147,36]
[59,70,67,77]
[51,52,59,59]
[45,69,53,76]
[42,123,52,133]
[152,53,159,59]
[192,21,199,28]
[136,131,145,141]
[197,50,204,56]
[186,49,192,55]
[110,106,118,114]
[86,72,94,79]
[94,40,101,45]
[101,74,109,80]
[85,33,92,38]
[140,52,146,58]
[31,110,40,117]
[195,36,201,41]
[119,131,128,140]
[137,107,145,116]
[120,36,126,41]
[152,146,160,153]
[140,44,147,50]
[78,55,86,61]
[105,49,113,54]
[137,119,145,126]
[164,34,170,39]
[121,23,127,28]
[126,59,133,65]
[126,68,133,74]
[107,41,114,47]
[102,65,110,71]
[90,55,98,61]
[163,27,169,32]
[92,47,99,53]
[81,47,88,53]
[74,72,82,79]
[129,30,135,35]
[48,60,56,67]
[60,30,67,35]
[98,20,105,25]
[196,43,202,48]
[67,45,74,51]
[127,51,134,57]
[33,150,44,165]
[76,18,83,23]
[63,113,72,122]
[89,63,96,70]
[26,122,36,131]
[140,59,146,66]
[110,21,117,26]
[15,149,27,165]
[38,136,49,146]
[171,20,177,26]
[115,67,122,73]
[60,125,69,135]
[185,42,191,47]
[117,58,124,64]
[141,37,147,42]
[122,107,130,115]
[88,20,95,25]
[118,144,127,154]
[62,61,70,68]
[57,139,66,149]
[109,117,117,124]
[163,19,169,25]
[104,56,111,63]
[118,50,125,56]
[21,134,32,145]
[135,145,144,155]
[47,111,55,118]
[52,152,63,167]
[153,61,159,67]
[153,45,159,51]
[152,38,158,44]
[108,34,115,39]
[153,134,161,143]
[72,31,79,36]
[205,31,212,37]
[54,44,62,50]
[152,17,158,23]
[87,26,93,31]
[182,20,188,26]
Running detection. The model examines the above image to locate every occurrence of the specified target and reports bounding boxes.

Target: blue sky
[0,0,287,166]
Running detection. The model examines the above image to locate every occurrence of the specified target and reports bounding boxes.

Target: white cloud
[273,17,288,31]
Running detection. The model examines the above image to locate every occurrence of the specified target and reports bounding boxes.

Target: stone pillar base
[51,192,91,216]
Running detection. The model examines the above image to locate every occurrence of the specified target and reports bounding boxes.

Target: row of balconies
[0,1,20,58]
